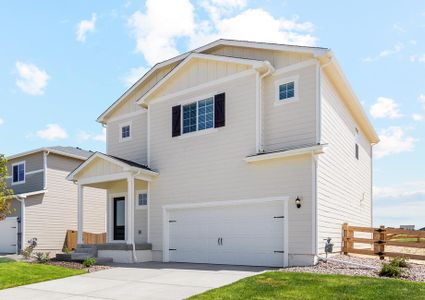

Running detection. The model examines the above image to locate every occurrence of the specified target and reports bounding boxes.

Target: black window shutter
[172,105,181,137]
[214,93,225,128]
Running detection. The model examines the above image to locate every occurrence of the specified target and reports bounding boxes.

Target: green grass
[392,238,425,242]
[0,258,85,290]
[190,272,425,300]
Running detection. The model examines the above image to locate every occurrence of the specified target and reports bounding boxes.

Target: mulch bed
[281,254,425,282]
[47,260,112,273]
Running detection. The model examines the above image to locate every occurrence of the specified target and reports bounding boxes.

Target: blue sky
[1,1,424,227]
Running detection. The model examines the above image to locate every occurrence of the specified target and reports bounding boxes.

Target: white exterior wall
[316,72,372,253]
[148,72,315,264]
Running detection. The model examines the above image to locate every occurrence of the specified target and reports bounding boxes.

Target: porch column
[127,176,135,245]
[77,184,84,245]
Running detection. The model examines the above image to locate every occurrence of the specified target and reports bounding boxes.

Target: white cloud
[0,118,4,125]
[77,128,106,143]
[410,54,425,63]
[122,66,149,87]
[128,0,195,65]
[419,94,425,109]
[412,113,424,121]
[369,97,402,119]
[374,126,416,158]
[128,1,316,66]
[363,43,404,62]
[76,13,97,42]
[36,124,68,140]
[15,61,49,95]
[392,23,405,33]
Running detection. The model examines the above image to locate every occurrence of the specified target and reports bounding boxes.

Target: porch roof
[66,152,159,184]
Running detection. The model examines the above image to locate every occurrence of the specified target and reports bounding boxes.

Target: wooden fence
[342,223,425,261]
[64,230,106,250]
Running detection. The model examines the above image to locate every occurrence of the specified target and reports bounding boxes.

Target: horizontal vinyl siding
[24,154,106,251]
[6,152,44,194]
[107,113,148,165]
[317,73,372,253]
[149,73,314,257]
[263,63,317,151]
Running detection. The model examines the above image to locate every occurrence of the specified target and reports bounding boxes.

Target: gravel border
[281,255,425,282]
[47,260,112,273]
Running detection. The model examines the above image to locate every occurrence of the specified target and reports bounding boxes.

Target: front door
[113,197,125,240]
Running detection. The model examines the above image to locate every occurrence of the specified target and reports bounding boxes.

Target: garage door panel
[0,217,18,254]
[168,201,285,267]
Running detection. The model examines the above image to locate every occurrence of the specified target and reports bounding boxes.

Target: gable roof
[7,146,94,161]
[66,152,158,181]
[97,39,329,123]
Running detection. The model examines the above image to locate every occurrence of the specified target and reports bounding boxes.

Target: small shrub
[21,237,38,259]
[390,257,409,268]
[82,257,96,268]
[379,263,403,278]
[34,252,50,263]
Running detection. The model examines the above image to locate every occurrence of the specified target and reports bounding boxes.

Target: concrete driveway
[0,262,268,300]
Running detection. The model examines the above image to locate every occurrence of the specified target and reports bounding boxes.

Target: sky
[0,1,424,228]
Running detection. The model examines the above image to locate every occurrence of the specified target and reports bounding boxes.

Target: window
[119,121,132,142]
[279,81,295,100]
[355,128,359,160]
[137,192,148,208]
[182,97,214,134]
[12,162,25,184]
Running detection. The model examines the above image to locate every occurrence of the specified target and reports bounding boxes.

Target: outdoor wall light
[295,197,301,208]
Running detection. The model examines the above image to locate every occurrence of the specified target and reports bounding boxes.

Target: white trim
[43,151,48,189]
[108,109,147,124]
[147,107,151,166]
[11,161,26,185]
[7,148,88,161]
[245,145,326,163]
[138,53,266,105]
[147,182,151,243]
[79,172,131,186]
[316,60,321,145]
[135,189,148,210]
[77,185,84,245]
[312,155,319,257]
[255,71,261,152]
[178,128,218,140]
[119,120,132,143]
[145,69,256,106]
[274,75,299,106]
[26,169,44,175]
[162,196,289,267]
[14,190,47,198]
[273,59,317,76]
[108,193,128,243]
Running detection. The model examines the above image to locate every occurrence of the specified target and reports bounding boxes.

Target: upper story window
[119,121,132,142]
[137,191,148,208]
[12,161,25,184]
[172,93,225,137]
[182,97,214,134]
[275,76,299,105]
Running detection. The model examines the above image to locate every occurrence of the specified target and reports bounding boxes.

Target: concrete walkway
[0,262,268,300]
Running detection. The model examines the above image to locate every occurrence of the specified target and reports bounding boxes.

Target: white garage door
[168,200,285,267]
[0,217,18,253]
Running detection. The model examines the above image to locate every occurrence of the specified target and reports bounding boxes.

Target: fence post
[342,223,348,255]
[379,225,386,260]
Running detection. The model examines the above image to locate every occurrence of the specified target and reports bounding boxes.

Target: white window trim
[274,75,299,106]
[181,95,215,136]
[136,189,148,210]
[119,120,132,142]
[11,161,26,185]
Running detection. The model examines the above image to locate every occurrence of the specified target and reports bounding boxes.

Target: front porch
[66,152,159,263]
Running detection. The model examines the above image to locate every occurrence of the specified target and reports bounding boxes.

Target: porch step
[74,245,98,257]
[70,253,95,261]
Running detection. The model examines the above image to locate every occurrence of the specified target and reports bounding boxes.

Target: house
[0,147,106,254]
[67,39,379,267]
[400,225,415,230]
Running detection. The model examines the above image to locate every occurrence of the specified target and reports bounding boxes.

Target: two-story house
[67,39,379,267]
[0,147,106,254]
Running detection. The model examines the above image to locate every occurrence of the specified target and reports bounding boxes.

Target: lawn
[190,271,425,300]
[0,258,85,290]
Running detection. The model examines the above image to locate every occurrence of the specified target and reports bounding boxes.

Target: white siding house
[68,39,379,266]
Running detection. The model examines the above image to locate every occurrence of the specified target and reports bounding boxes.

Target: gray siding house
[0,147,106,254]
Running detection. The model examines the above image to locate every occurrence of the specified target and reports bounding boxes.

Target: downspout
[43,151,50,190]
[256,62,274,153]
[16,196,26,252]
[131,170,142,263]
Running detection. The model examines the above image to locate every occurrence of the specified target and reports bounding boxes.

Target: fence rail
[342,223,425,261]
[64,230,106,250]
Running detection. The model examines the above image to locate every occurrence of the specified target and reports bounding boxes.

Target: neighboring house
[67,39,379,267]
[0,147,106,254]
[400,225,415,230]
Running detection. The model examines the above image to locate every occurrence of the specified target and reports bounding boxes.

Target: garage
[165,199,287,267]
[0,217,18,254]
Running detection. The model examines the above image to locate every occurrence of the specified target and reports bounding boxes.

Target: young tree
[0,154,13,220]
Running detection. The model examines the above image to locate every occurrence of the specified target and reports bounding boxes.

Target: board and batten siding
[262,63,317,151]
[316,72,372,253]
[6,152,44,195]
[23,153,106,252]
[148,72,315,264]
[107,113,148,165]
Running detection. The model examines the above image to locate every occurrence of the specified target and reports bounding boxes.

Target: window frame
[12,161,26,185]
[274,75,299,106]
[136,190,148,210]
[119,121,132,142]
[180,95,215,136]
